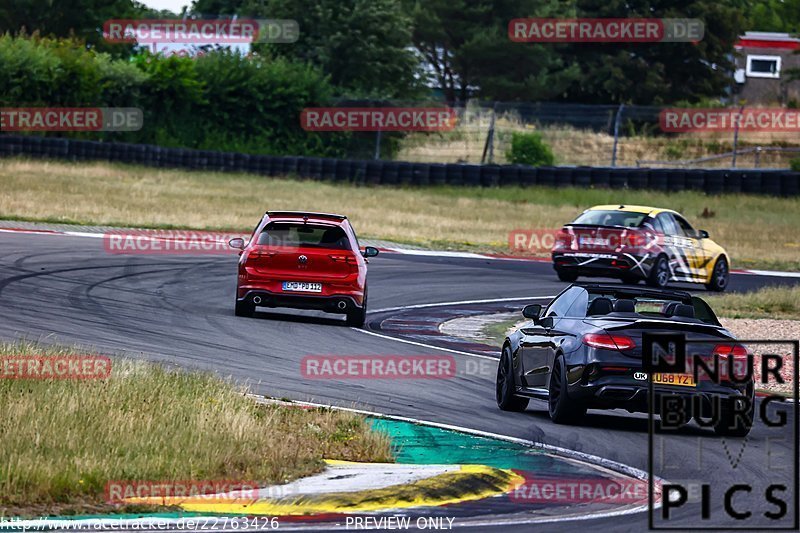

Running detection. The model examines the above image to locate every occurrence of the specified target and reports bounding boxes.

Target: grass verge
[0,342,392,517]
[1,158,798,271]
[706,285,800,320]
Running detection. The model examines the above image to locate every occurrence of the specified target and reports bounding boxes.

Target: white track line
[358,295,555,360]
[370,295,555,314]
[352,328,496,360]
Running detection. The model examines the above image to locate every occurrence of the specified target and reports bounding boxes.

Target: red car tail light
[245,249,276,261]
[329,254,358,265]
[623,230,647,247]
[583,333,636,351]
[554,229,573,250]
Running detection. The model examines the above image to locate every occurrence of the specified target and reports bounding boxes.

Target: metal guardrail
[637,147,800,169]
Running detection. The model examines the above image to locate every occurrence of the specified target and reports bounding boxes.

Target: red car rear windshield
[572,210,647,227]
[257,222,350,250]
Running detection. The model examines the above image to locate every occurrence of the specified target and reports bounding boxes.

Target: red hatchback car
[229,211,378,327]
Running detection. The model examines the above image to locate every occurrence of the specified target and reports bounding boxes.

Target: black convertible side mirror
[698,229,709,239]
[522,304,542,320]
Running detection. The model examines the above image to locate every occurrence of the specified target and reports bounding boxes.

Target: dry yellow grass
[397,116,800,168]
[0,342,392,516]
[0,159,798,270]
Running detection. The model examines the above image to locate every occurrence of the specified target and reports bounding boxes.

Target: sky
[139,0,190,14]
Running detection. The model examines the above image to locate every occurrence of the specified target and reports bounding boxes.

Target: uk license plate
[652,373,696,387]
[282,281,322,293]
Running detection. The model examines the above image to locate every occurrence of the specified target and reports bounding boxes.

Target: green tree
[191,0,422,99]
[742,0,800,32]
[405,0,578,102]
[559,0,745,104]
[0,0,158,49]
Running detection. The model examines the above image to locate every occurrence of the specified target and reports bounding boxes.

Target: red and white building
[733,32,800,104]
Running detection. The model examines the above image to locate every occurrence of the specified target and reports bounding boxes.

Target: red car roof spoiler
[266,211,347,221]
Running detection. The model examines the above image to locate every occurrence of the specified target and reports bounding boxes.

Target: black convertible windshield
[564,286,720,325]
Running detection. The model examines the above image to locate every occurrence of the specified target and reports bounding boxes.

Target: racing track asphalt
[0,231,798,532]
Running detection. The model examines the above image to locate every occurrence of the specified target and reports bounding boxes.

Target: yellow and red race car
[551,205,730,291]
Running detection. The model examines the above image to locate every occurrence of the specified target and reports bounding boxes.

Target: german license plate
[652,373,696,387]
[282,281,322,293]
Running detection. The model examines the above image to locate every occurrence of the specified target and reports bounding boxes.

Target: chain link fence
[383,101,800,169]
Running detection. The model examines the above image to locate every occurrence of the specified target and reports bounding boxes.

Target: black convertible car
[496,283,754,436]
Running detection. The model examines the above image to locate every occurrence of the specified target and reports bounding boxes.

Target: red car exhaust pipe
[253,296,262,305]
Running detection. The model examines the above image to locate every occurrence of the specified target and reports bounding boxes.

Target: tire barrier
[685,169,705,191]
[590,168,610,188]
[382,161,399,185]
[610,169,630,189]
[666,169,686,192]
[554,167,574,187]
[397,162,413,185]
[334,159,352,182]
[479,164,500,187]
[445,164,465,186]
[464,164,483,186]
[518,165,537,186]
[537,166,556,187]
[411,162,430,186]
[429,163,447,185]
[627,168,648,190]
[1,135,798,197]
[706,169,727,194]
[573,166,591,188]
[499,164,520,186]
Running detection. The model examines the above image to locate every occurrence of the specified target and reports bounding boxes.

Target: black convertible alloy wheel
[548,356,586,424]
[496,348,528,412]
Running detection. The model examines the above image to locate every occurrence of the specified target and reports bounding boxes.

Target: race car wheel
[705,257,729,292]
[647,255,670,289]
[235,297,254,318]
[548,355,586,424]
[556,269,578,282]
[713,394,754,437]
[496,347,529,412]
[346,288,367,328]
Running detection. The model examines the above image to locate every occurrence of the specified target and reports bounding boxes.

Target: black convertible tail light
[583,333,636,351]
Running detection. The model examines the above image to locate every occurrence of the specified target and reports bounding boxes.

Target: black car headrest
[663,301,679,316]
[670,303,695,318]
[587,297,613,316]
[613,299,636,313]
